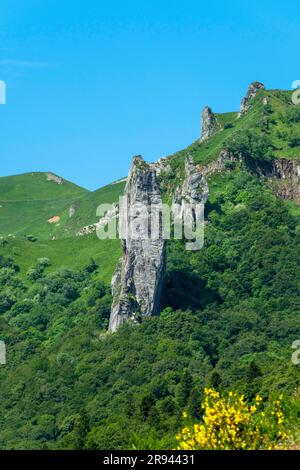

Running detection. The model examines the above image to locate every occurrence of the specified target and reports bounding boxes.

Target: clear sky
[0,0,299,190]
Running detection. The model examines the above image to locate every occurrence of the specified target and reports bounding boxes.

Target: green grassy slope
[168,89,300,171]
[0,172,87,201]
[0,235,121,284]
[0,172,88,239]
[53,180,126,239]
[0,174,125,279]
[0,173,125,240]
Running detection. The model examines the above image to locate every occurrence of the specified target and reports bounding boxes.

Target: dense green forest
[0,87,300,449]
[0,169,299,449]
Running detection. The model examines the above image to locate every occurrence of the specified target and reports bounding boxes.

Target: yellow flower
[176,388,288,451]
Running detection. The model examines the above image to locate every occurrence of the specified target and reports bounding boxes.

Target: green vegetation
[0,87,299,450]
[0,172,86,201]
[0,167,299,449]
[0,173,125,239]
[166,90,300,191]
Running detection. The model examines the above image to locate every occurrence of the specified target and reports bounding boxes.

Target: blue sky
[0,0,299,190]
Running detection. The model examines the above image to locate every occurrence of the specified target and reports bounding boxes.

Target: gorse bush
[176,388,288,450]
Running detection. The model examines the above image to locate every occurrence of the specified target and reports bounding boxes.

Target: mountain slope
[0,173,125,240]
[0,172,87,201]
[0,83,299,450]
[0,172,88,239]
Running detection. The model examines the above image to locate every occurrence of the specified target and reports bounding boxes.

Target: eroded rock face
[77,204,119,236]
[201,149,238,176]
[239,81,265,117]
[259,158,300,203]
[200,106,217,142]
[46,173,63,185]
[109,156,166,332]
[174,155,209,205]
[173,155,209,251]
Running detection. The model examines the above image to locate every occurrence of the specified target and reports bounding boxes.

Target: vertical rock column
[109,156,166,332]
[200,106,217,142]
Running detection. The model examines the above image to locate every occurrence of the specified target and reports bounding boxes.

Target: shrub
[176,388,287,450]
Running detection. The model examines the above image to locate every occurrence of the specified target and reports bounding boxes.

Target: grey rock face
[77,204,119,236]
[46,173,63,185]
[109,156,166,332]
[200,106,217,142]
[201,149,238,176]
[174,155,209,205]
[173,155,209,251]
[239,81,265,117]
[255,158,300,203]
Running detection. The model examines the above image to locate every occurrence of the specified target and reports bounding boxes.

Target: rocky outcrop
[109,156,166,332]
[201,149,238,176]
[238,81,265,117]
[152,157,172,176]
[173,155,209,251]
[200,106,218,142]
[77,204,119,236]
[69,204,77,218]
[77,224,96,236]
[46,173,63,185]
[174,155,209,205]
[258,158,300,203]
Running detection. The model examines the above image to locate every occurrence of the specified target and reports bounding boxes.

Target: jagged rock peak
[109,155,166,332]
[239,81,265,117]
[200,106,217,142]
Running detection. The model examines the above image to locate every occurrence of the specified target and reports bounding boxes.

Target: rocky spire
[200,106,217,142]
[174,155,209,206]
[109,156,166,332]
[239,81,265,117]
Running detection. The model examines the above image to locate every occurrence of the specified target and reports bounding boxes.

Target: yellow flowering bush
[176,388,287,450]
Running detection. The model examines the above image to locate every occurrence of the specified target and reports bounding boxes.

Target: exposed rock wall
[201,149,237,176]
[173,155,209,250]
[109,156,166,332]
[174,155,209,205]
[46,173,63,185]
[200,106,218,142]
[77,204,119,236]
[258,158,300,203]
[238,81,265,117]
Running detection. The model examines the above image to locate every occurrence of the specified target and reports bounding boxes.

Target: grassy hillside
[53,180,126,239]
[0,173,125,240]
[0,172,87,201]
[0,235,121,284]
[168,89,300,173]
[0,86,299,450]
